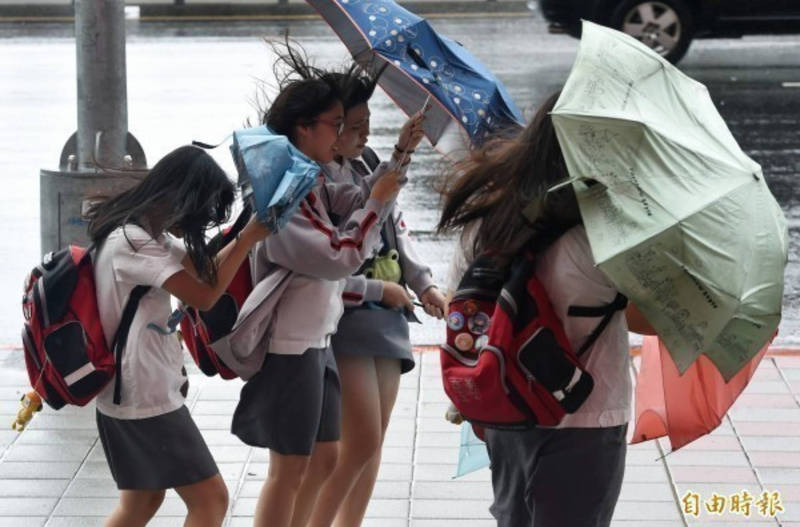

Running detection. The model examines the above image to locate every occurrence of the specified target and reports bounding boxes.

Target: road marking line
[782,82,800,88]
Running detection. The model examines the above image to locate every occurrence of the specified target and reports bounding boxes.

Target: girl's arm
[327,161,406,215]
[163,217,269,311]
[261,170,403,281]
[342,275,384,308]
[342,276,414,312]
[392,208,435,297]
[391,208,446,318]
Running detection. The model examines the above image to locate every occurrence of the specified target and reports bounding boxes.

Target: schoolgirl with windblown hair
[438,92,655,527]
[307,66,447,527]
[87,145,269,527]
[228,44,423,527]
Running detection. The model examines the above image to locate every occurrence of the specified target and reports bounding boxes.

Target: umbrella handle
[546,176,605,193]
[547,177,581,193]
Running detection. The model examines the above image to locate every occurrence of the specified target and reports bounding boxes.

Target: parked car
[535,0,800,63]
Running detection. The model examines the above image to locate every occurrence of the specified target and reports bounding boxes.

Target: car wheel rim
[622,1,682,56]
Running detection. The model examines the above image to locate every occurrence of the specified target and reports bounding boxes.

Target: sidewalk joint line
[773,355,800,410]
[189,375,249,527]
[629,358,690,527]
[44,427,101,525]
[226,440,255,527]
[407,350,424,525]
[725,412,783,527]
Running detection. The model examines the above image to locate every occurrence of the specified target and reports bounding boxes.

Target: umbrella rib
[370,54,471,156]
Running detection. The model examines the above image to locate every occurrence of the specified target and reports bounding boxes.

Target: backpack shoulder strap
[568,293,628,357]
[112,285,151,405]
[361,146,380,172]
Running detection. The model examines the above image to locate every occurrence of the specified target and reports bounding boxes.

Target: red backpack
[179,208,253,379]
[21,246,148,409]
[441,251,626,429]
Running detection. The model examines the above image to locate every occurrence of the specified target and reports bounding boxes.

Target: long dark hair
[258,37,342,142]
[87,145,235,284]
[437,91,580,266]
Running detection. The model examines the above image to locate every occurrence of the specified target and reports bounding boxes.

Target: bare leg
[335,357,401,526]
[290,441,339,527]
[104,489,165,527]
[175,473,229,527]
[307,354,383,527]
[254,450,311,527]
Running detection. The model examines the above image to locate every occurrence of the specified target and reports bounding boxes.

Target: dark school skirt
[231,346,341,456]
[331,306,415,374]
[96,405,219,490]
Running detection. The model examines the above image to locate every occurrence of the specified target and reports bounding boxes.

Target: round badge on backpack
[454,332,474,352]
[475,334,489,350]
[447,312,465,331]
[468,312,490,335]
[463,300,479,316]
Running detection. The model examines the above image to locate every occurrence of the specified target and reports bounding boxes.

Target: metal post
[39,0,147,255]
[75,0,128,169]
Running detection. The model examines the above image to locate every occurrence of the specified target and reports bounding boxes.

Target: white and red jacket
[212,166,401,377]
[324,158,436,309]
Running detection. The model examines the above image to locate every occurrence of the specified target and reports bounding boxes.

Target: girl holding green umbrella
[438,92,654,527]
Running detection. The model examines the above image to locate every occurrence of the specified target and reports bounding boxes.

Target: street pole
[75,0,128,170]
[39,0,147,255]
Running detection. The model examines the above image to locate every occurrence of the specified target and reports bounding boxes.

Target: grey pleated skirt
[331,306,415,374]
[231,346,341,456]
[96,405,218,490]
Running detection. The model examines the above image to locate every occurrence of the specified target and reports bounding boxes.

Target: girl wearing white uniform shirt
[89,146,269,527]
[438,93,654,527]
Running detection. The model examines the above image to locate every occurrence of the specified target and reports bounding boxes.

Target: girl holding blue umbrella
[230,46,423,527]
[307,68,447,527]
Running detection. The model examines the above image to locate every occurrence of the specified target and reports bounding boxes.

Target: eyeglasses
[313,118,345,136]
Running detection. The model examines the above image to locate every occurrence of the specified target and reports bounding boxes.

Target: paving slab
[0,348,798,526]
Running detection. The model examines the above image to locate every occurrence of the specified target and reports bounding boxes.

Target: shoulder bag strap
[361,146,380,172]
[112,285,151,405]
[568,293,628,357]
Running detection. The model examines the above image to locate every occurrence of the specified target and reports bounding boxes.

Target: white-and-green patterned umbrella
[552,22,788,381]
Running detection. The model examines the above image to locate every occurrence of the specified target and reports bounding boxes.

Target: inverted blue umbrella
[230,126,321,232]
[307,0,524,158]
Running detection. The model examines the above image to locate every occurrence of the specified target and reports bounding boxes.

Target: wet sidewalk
[1,347,799,526]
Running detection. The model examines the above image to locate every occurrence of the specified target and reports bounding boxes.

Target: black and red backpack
[179,207,253,379]
[21,246,148,409]
[441,251,627,430]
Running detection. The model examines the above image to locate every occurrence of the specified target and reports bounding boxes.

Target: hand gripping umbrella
[552,21,788,381]
[307,0,524,157]
[230,125,321,232]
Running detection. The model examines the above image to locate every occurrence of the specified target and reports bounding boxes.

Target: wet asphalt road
[0,13,798,346]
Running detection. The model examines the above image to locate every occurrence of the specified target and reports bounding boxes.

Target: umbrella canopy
[631,336,769,451]
[306,0,524,157]
[455,422,489,478]
[552,22,788,381]
[230,126,320,232]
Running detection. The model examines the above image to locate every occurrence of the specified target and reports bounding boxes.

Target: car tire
[609,0,694,63]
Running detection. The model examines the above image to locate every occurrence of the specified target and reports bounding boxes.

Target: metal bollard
[39,0,147,255]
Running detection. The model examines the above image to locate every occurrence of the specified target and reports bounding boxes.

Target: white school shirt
[94,225,188,419]
[536,226,631,428]
[447,224,631,429]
